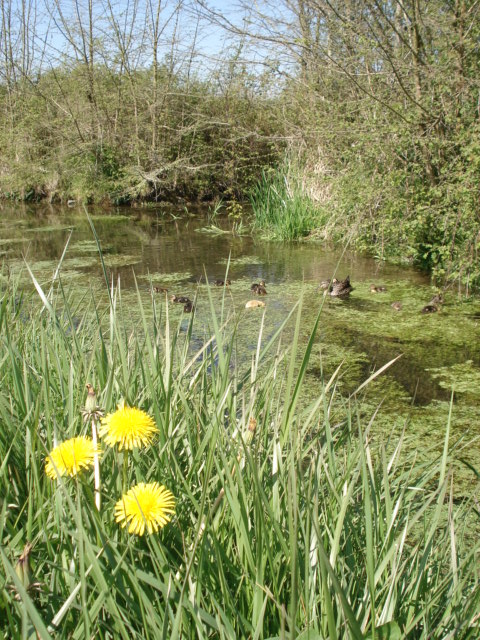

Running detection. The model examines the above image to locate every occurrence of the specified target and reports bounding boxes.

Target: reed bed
[250,168,318,241]
[0,251,479,639]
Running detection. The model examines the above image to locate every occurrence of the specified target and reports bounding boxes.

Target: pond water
[2,203,480,483]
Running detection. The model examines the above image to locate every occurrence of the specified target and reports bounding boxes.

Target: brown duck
[421,293,444,314]
[170,294,191,304]
[421,304,438,314]
[251,280,267,295]
[329,276,353,297]
[370,284,387,293]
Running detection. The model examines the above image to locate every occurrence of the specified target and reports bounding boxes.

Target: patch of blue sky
[3,0,294,85]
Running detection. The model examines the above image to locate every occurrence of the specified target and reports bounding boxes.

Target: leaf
[366,621,402,640]
[296,630,322,640]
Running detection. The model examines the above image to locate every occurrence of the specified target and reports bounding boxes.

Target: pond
[2,202,480,485]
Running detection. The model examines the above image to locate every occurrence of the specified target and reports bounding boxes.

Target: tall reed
[250,166,318,241]
[0,251,479,639]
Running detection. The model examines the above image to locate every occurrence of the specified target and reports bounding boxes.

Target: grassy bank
[1,244,479,638]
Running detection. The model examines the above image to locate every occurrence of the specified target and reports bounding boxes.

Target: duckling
[183,300,194,313]
[421,304,438,314]
[251,280,266,293]
[370,284,387,293]
[421,293,444,314]
[329,276,353,297]
[170,294,191,304]
[391,301,403,311]
[213,279,231,287]
[154,286,168,293]
[245,300,266,309]
[319,279,332,291]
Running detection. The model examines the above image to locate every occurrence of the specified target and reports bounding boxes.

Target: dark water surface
[2,203,480,477]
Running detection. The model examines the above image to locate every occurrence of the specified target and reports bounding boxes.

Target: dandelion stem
[122,452,129,490]
[91,418,101,510]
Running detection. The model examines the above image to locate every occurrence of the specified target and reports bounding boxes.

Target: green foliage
[0,245,479,638]
[0,60,281,205]
[324,139,480,289]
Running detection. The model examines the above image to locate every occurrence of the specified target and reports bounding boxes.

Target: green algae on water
[71,240,113,254]
[0,238,28,246]
[27,225,74,233]
[139,271,193,283]
[89,214,130,222]
[427,360,480,396]
[218,255,264,266]
[102,255,141,268]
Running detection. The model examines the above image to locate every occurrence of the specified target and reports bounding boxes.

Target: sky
[2,0,292,80]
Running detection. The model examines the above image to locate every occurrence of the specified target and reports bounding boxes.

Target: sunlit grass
[0,245,479,639]
[250,166,318,240]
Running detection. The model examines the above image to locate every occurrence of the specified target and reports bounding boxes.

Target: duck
[245,300,266,309]
[370,284,387,293]
[170,294,191,304]
[421,304,438,314]
[329,276,353,297]
[153,286,168,293]
[251,280,267,295]
[183,300,194,313]
[391,301,403,311]
[213,279,231,287]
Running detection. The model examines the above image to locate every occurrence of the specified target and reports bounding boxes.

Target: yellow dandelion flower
[100,406,158,450]
[45,436,100,479]
[115,482,175,536]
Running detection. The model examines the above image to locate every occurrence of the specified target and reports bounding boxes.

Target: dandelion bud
[15,544,33,589]
[244,416,257,445]
[85,383,97,413]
